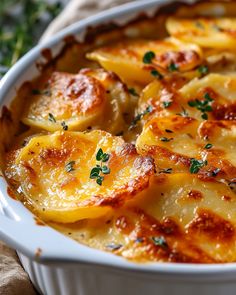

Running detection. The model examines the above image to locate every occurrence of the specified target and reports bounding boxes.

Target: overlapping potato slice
[137,73,236,124]
[5,130,154,223]
[51,173,236,263]
[136,115,236,181]
[22,71,105,132]
[79,68,133,135]
[166,17,236,49]
[179,73,236,120]
[87,38,203,84]
[22,69,132,135]
[205,49,236,73]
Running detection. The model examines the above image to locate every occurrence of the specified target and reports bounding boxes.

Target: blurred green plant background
[0,0,63,78]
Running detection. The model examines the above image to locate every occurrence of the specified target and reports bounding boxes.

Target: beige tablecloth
[0,0,132,294]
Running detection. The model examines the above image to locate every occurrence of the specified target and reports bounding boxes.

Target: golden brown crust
[2,0,236,264]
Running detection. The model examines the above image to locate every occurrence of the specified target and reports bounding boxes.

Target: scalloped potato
[87,38,203,84]
[5,130,154,223]
[52,173,236,263]
[2,0,236,264]
[167,17,236,49]
[22,69,132,135]
[136,115,236,181]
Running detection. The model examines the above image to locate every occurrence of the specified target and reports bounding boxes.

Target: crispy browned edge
[0,0,232,168]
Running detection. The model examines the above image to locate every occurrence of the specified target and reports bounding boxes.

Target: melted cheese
[22,69,132,135]
[136,115,236,181]
[51,173,236,263]
[137,74,236,123]
[2,1,236,264]
[167,17,236,49]
[87,38,203,84]
[5,130,154,223]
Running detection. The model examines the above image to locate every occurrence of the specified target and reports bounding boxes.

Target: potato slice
[79,68,132,135]
[136,115,236,181]
[87,38,203,84]
[179,73,236,120]
[51,173,236,263]
[22,71,106,132]
[166,17,236,49]
[136,73,236,126]
[22,69,132,135]
[6,130,154,223]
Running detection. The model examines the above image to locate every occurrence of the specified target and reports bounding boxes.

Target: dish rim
[1,0,236,279]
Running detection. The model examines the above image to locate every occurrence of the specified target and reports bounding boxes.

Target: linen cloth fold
[0,0,132,294]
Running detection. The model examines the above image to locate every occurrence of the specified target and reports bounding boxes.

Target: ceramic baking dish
[1,0,236,294]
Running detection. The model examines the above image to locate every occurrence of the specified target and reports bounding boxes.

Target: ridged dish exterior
[18,253,236,295]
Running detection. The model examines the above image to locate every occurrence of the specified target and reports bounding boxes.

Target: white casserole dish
[1,0,236,294]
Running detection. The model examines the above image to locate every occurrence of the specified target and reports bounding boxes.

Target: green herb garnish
[32,89,51,96]
[189,158,208,174]
[106,243,122,251]
[188,92,213,120]
[176,107,189,117]
[65,161,76,172]
[61,121,68,131]
[163,101,172,109]
[151,236,168,249]
[129,105,153,129]
[160,137,173,142]
[90,148,110,186]
[150,69,163,79]
[143,51,155,64]
[136,237,144,243]
[159,168,173,174]
[128,88,139,97]
[211,168,221,177]
[168,62,179,72]
[204,143,213,149]
[198,65,209,76]
[48,113,56,123]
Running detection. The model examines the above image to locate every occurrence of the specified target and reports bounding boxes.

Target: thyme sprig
[151,236,168,249]
[0,0,62,78]
[90,148,110,186]
[129,105,153,130]
[65,161,75,173]
[188,92,214,120]
[189,158,208,174]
